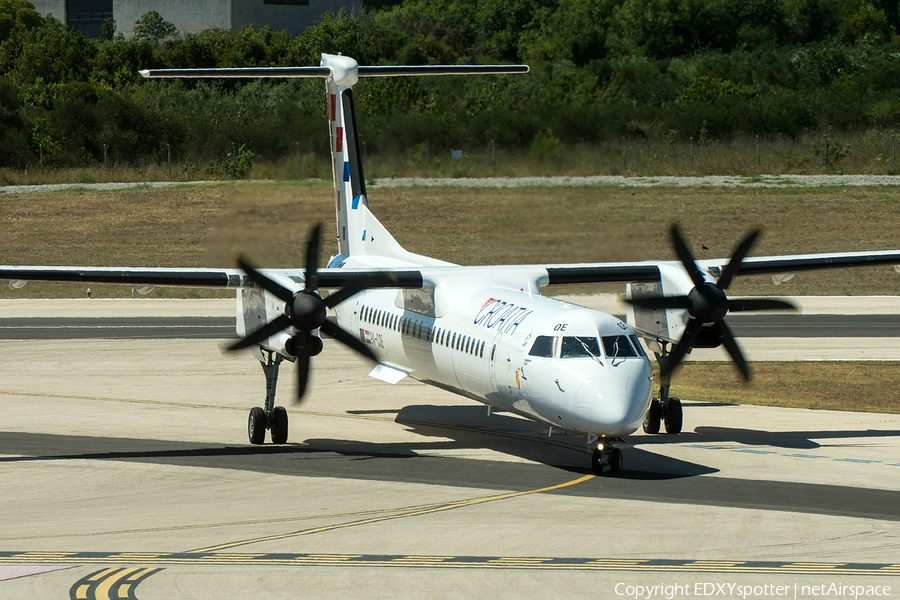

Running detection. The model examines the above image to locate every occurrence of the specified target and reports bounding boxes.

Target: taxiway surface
[0,300,898,599]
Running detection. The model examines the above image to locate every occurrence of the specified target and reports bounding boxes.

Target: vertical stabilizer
[323,54,367,259]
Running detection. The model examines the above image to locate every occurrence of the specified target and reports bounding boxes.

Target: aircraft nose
[591,380,651,436]
[595,393,646,429]
[594,393,629,424]
[574,378,648,435]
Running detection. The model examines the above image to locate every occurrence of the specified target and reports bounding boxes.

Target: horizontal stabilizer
[140,65,528,80]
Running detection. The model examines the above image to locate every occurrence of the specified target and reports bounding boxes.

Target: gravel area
[0,181,218,195]
[4,174,900,195]
[369,174,900,188]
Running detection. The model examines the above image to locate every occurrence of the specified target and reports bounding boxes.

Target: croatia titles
[474,298,533,335]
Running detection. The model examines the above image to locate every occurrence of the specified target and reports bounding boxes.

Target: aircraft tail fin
[141,55,528,260]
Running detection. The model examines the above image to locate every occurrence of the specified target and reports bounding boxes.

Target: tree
[133,11,177,44]
[100,18,115,41]
[0,0,43,41]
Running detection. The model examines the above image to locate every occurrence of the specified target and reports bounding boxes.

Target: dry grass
[0,181,335,298]
[2,181,899,298]
[372,185,900,297]
[673,362,900,414]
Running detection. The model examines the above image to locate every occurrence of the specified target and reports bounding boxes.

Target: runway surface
[0,300,898,598]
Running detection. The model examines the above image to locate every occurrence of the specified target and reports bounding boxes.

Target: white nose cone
[593,382,651,436]
[596,394,628,423]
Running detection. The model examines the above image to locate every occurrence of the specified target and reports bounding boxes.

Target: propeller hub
[288,292,327,330]
[688,283,728,323]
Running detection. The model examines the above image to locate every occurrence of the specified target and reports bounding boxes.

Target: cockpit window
[602,335,638,358]
[528,335,556,358]
[560,336,602,359]
[629,334,647,357]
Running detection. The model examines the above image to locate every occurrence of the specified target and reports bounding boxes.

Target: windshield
[528,335,556,357]
[560,336,602,359]
[601,335,639,358]
[629,334,647,357]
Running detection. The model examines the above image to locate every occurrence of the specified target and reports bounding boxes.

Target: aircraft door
[337,291,365,335]
[488,332,502,386]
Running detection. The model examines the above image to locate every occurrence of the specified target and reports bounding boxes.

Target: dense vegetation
[2,0,900,172]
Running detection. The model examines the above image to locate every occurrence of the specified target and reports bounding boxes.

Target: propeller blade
[728,298,797,313]
[323,274,397,309]
[321,319,378,362]
[304,224,321,294]
[227,314,292,352]
[295,351,310,402]
[717,228,762,290]
[625,295,692,310]
[714,320,751,380]
[236,255,294,304]
[670,223,706,290]
[660,318,702,377]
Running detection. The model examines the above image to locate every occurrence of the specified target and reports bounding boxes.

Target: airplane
[3,53,900,476]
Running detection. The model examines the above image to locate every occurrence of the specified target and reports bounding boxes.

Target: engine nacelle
[626,263,700,350]
[285,334,324,357]
[693,326,724,348]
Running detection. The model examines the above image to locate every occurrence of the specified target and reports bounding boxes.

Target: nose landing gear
[590,438,623,475]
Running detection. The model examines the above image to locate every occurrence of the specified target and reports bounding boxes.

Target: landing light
[597,442,606,451]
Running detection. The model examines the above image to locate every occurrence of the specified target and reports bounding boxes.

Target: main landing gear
[248,350,290,445]
[643,347,683,435]
[590,438,623,476]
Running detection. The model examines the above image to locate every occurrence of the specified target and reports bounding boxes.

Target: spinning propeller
[626,223,796,380]
[228,224,389,402]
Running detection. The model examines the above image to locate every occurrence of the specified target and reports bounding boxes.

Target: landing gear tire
[643,399,661,434]
[609,448,623,475]
[591,442,623,476]
[591,446,604,475]
[271,406,289,445]
[664,397,683,434]
[248,407,266,445]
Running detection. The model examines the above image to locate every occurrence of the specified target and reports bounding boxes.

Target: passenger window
[561,336,601,359]
[528,336,556,358]
[602,335,638,358]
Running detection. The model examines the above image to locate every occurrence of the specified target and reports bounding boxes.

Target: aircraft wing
[540,249,900,286]
[0,266,425,290]
[702,250,900,276]
[2,248,899,291]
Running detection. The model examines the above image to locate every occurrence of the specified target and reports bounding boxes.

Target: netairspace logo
[614,582,892,600]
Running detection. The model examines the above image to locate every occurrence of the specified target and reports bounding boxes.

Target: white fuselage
[331,267,654,438]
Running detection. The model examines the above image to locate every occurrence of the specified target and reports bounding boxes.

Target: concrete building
[32,0,362,39]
